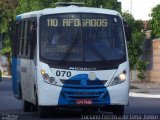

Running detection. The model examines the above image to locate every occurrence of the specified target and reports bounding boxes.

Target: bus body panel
[12,57,36,102]
[37,81,129,106]
[108,80,129,105]
[20,59,31,101]
[16,6,121,20]
[37,80,62,106]
[12,58,18,97]
[20,59,36,103]
[37,61,129,106]
[12,58,21,99]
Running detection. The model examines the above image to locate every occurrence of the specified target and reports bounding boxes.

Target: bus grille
[60,79,107,88]
[62,90,107,99]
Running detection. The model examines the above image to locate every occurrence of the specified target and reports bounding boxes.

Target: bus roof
[16,5,121,20]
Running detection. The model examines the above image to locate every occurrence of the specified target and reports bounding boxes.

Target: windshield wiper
[60,32,80,64]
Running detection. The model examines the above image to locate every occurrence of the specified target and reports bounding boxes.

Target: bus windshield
[40,13,126,64]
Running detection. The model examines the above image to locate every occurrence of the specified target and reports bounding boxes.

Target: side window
[17,19,37,58]
[21,22,26,56]
[26,20,37,59]
[25,21,31,57]
[19,21,25,56]
[17,23,21,56]
[23,21,28,57]
[29,20,37,59]
[13,23,19,57]
[18,22,22,56]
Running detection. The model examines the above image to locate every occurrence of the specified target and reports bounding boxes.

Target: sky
[118,0,160,20]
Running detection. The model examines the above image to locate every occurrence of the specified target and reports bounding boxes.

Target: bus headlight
[41,69,57,85]
[42,74,57,85]
[110,71,126,86]
[42,74,49,80]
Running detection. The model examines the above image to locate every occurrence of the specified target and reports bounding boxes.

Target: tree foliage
[122,12,144,69]
[84,0,121,12]
[0,0,18,75]
[0,0,18,54]
[136,60,149,81]
[122,11,148,81]
[34,0,121,12]
[150,4,160,38]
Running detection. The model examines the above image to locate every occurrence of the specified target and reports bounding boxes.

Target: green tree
[122,11,147,81]
[122,12,144,69]
[150,4,160,38]
[0,0,18,75]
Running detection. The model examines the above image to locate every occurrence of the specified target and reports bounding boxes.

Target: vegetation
[150,4,160,38]
[122,11,149,81]
[136,60,149,81]
[0,0,18,75]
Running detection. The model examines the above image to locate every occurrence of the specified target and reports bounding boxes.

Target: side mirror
[123,21,132,41]
[125,26,132,41]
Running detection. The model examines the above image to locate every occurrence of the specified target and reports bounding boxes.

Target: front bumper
[38,81,129,106]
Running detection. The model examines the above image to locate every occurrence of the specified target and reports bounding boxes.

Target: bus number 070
[56,70,72,77]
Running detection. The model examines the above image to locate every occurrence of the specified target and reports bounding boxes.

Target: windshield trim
[39,57,126,70]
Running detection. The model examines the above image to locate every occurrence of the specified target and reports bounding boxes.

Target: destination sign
[47,18,107,27]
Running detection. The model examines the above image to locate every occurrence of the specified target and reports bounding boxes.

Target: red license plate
[76,99,92,105]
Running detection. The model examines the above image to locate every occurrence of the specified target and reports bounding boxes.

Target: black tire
[81,107,97,114]
[112,105,124,117]
[38,106,48,118]
[31,104,37,112]
[22,100,32,112]
[32,88,38,112]
[18,82,22,99]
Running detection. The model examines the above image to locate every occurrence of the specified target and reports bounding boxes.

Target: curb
[2,75,12,78]
[129,92,160,98]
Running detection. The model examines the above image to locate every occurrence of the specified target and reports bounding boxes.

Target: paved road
[0,77,160,120]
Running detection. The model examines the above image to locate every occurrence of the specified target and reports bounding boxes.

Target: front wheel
[38,106,48,118]
[112,105,124,117]
[22,100,32,112]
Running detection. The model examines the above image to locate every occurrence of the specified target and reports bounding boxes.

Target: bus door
[20,19,37,103]
[28,20,37,104]
[20,20,32,102]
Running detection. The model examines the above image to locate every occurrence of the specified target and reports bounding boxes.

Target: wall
[142,38,160,83]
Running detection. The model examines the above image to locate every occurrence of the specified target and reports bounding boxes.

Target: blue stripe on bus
[12,58,21,98]
[16,16,21,20]
[12,58,17,95]
[58,74,110,105]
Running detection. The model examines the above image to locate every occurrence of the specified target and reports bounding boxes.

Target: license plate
[76,99,92,105]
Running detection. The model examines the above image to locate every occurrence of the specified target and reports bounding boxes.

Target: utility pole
[130,0,132,14]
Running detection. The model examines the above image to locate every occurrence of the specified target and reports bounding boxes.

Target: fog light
[49,77,55,83]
